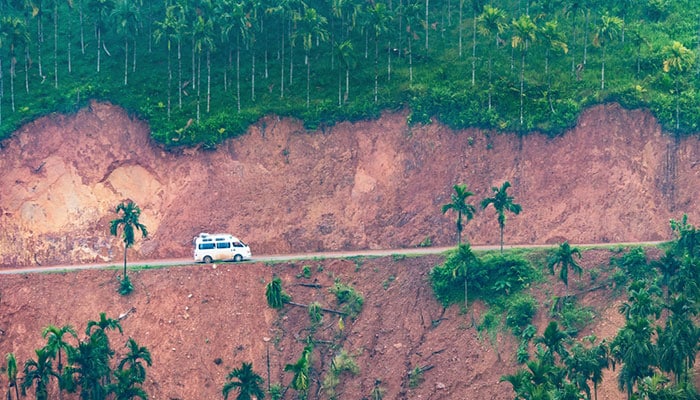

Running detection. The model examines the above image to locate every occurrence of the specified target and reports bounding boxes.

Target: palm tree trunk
[79,0,85,54]
[306,53,310,108]
[123,245,128,278]
[178,38,182,108]
[471,13,476,86]
[53,2,58,88]
[166,40,171,119]
[236,36,241,112]
[601,46,605,90]
[251,43,256,102]
[207,49,211,113]
[124,37,129,85]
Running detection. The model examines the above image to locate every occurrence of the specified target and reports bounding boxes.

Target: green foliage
[265,276,291,309]
[307,302,324,327]
[430,249,535,306]
[301,265,312,279]
[3,0,700,147]
[323,349,359,399]
[505,294,538,336]
[268,384,283,400]
[610,247,651,282]
[408,366,424,389]
[550,296,596,337]
[118,275,134,295]
[329,280,364,318]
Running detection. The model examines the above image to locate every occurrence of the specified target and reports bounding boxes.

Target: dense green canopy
[0,0,698,146]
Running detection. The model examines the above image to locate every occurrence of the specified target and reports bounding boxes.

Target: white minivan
[193,233,252,263]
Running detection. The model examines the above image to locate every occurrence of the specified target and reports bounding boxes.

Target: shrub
[118,275,134,295]
[505,294,538,336]
[610,247,651,281]
[329,280,364,318]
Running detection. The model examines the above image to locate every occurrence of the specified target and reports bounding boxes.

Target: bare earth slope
[1,102,699,267]
[0,103,698,399]
[0,250,635,400]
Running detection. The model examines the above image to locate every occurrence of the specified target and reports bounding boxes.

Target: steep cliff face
[1,102,698,267]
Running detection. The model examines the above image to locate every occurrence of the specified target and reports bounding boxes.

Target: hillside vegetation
[0,0,699,146]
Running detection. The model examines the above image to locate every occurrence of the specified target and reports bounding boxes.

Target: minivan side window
[198,243,216,250]
[216,242,231,249]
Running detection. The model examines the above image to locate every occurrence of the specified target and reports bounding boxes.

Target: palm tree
[334,39,354,105]
[593,13,623,90]
[365,2,392,103]
[441,183,476,245]
[535,321,569,364]
[547,241,583,297]
[0,16,30,113]
[108,369,148,400]
[444,243,480,309]
[610,317,656,400]
[402,0,422,83]
[117,338,152,383]
[223,362,266,400]
[477,5,506,110]
[294,6,328,108]
[538,19,568,113]
[88,0,116,72]
[109,201,148,281]
[154,2,187,114]
[6,353,20,400]
[21,348,55,400]
[111,0,139,86]
[510,14,537,128]
[42,324,78,398]
[469,0,485,86]
[481,181,522,252]
[87,312,124,337]
[662,41,695,131]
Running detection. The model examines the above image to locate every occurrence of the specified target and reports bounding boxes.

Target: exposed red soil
[0,248,649,400]
[0,102,698,399]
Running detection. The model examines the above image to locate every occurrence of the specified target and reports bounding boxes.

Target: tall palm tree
[662,41,695,131]
[477,5,506,110]
[294,6,328,108]
[21,348,55,400]
[444,243,479,309]
[222,362,266,400]
[0,16,30,112]
[547,241,583,297]
[154,3,187,114]
[334,39,354,105]
[538,19,568,113]
[365,2,392,104]
[510,14,537,128]
[6,353,20,400]
[481,181,522,252]
[111,0,139,85]
[593,13,623,90]
[469,0,485,86]
[42,324,78,398]
[610,317,656,400]
[441,183,476,245]
[87,0,116,73]
[109,201,148,280]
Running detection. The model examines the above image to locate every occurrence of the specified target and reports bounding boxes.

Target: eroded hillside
[1,102,699,267]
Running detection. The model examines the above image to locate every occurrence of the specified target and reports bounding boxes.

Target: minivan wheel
[233,254,243,262]
[203,256,213,264]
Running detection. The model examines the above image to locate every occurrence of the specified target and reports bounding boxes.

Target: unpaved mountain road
[0,242,664,274]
